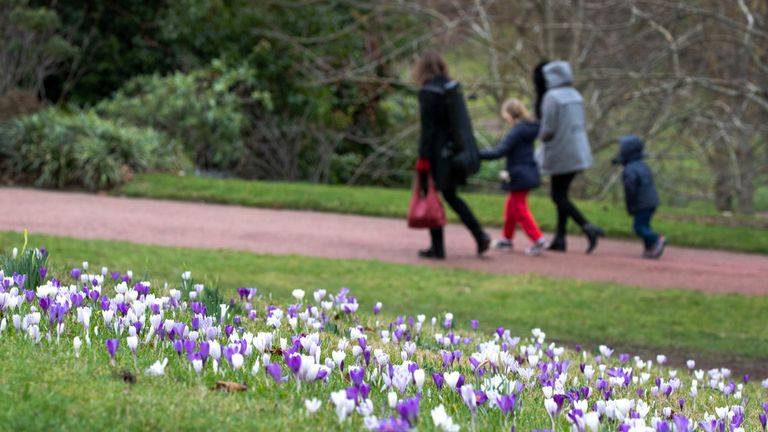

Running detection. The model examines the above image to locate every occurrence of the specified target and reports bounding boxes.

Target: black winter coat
[479,121,541,191]
[616,135,660,215]
[418,75,466,190]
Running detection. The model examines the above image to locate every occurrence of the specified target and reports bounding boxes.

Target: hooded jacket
[479,121,541,191]
[616,135,660,214]
[538,61,593,176]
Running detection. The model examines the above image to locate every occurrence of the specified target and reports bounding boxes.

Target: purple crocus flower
[375,417,409,432]
[619,353,630,364]
[396,397,420,427]
[110,271,121,280]
[359,382,370,399]
[759,413,766,431]
[71,268,81,280]
[266,363,282,383]
[373,302,382,315]
[24,290,34,303]
[199,341,210,362]
[39,267,47,280]
[743,374,750,383]
[285,353,302,376]
[14,273,26,289]
[497,394,517,416]
[432,373,444,391]
[346,386,359,403]
[496,327,505,338]
[106,339,119,361]
[349,367,364,387]
[173,339,184,357]
[656,421,670,432]
[673,415,692,432]
[471,320,479,331]
[39,297,50,313]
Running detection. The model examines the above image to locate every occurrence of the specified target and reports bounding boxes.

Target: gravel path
[2,187,766,295]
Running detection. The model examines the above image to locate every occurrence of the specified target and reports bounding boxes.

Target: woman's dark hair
[411,51,450,85]
[533,60,549,120]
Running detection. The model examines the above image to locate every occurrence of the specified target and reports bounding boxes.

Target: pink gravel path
[1,187,766,295]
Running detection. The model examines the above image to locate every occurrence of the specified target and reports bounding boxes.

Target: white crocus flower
[413,369,425,390]
[305,398,321,415]
[73,337,82,357]
[292,289,305,301]
[231,353,244,370]
[444,371,461,390]
[145,358,168,376]
[193,359,203,374]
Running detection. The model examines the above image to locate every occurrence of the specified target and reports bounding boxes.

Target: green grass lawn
[3,230,766,360]
[117,173,768,254]
[2,231,767,431]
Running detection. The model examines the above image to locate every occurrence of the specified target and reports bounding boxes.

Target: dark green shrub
[0,108,190,190]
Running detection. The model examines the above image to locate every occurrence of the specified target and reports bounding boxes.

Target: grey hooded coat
[538,61,593,176]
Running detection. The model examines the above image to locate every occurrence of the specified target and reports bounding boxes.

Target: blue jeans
[633,208,659,249]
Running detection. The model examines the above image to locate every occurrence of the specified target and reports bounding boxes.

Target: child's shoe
[651,236,667,259]
[493,238,513,250]
[526,238,547,256]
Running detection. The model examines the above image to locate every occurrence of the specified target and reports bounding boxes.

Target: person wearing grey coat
[538,61,603,253]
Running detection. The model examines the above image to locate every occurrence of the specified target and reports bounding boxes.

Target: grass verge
[2,230,766,360]
[117,173,768,254]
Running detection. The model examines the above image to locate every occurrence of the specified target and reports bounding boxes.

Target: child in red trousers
[480,99,547,255]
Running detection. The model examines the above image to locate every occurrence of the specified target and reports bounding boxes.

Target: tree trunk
[736,135,755,214]
[712,148,734,212]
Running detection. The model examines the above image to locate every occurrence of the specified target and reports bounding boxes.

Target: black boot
[475,231,491,256]
[583,223,604,254]
[419,228,446,259]
[547,237,566,252]
[418,248,445,259]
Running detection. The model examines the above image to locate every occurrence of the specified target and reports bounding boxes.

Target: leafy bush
[0,108,189,190]
[96,61,257,172]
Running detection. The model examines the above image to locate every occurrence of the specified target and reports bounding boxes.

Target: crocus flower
[105,339,118,364]
[266,363,282,383]
[373,302,382,315]
[231,353,244,370]
[305,398,321,415]
[497,394,517,416]
[460,384,477,414]
[145,358,168,376]
[471,320,478,331]
[413,369,425,390]
[396,397,420,427]
[432,372,444,391]
[73,336,82,358]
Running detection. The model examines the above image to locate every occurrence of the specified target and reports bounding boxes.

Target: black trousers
[428,186,483,254]
[550,172,588,239]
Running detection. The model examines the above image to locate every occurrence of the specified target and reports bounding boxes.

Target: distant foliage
[96,62,256,173]
[0,108,189,190]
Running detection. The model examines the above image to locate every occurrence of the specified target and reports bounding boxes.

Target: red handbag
[407,172,446,229]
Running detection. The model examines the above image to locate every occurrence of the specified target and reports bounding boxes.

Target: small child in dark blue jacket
[613,135,666,258]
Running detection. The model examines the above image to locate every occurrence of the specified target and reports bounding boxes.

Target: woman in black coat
[412,51,489,259]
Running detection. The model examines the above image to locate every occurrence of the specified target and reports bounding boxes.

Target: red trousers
[502,190,543,242]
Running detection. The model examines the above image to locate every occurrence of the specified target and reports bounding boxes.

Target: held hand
[415,159,431,172]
